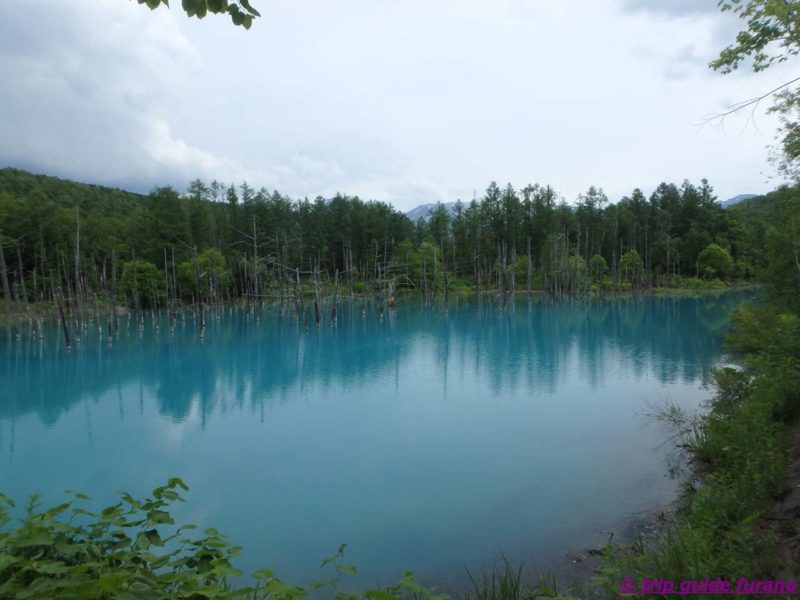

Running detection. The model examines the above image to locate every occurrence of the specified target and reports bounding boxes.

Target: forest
[0,168,764,321]
[5,0,800,597]
[1,166,799,599]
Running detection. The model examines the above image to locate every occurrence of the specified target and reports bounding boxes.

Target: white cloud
[620,0,720,15]
[0,0,791,209]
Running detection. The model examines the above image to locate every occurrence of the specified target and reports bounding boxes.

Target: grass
[464,557,576,600]
[593,305,800,598]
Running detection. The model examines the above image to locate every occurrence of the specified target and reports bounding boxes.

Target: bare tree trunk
[16,245,34,337]
[313,261,321,326]
[443,262,449,306]
[252,216,260,306]
[75,206,83,328]
[510,245,517,297]
[526,236,532,295]
[0,231,12,322]
[474,251,481,301]
[422,256,428,303]
[165,248,175,332]
[331,268,339,323]
[132,250,142,325]
[193,246,205,338]
[111,250,118,335]
[56,288,71,350]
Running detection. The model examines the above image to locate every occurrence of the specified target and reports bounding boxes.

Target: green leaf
[336,563,358,576]
[14,531,53,547]
[182,0,198,16]
[34,561,71,575]
[167,477,189,492]
[321,543,347,568]
[0,555,20,571]
[240,0,261,17]
[365,591,397,600]
[147,509,174,525]
[134,528,164,550]
[65,491,90,501]
[252,567,275,579]
[230,8,245,26]
[397,573,422,593]
[211,561,242,577]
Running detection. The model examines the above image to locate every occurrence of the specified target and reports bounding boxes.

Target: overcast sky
[0,0,794,210]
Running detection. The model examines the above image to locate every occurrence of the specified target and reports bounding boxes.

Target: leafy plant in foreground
[0,478,442,600]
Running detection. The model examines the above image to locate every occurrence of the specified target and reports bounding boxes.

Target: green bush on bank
[595,302,800,595]
[595,190,800,595]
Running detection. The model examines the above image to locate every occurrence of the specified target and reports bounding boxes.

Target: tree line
[0,168,764,320]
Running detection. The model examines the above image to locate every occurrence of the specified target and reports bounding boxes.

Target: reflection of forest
[0,292,753,426]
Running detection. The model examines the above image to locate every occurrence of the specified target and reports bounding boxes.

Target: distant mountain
[404,201,459,221]
[721,193,757,208]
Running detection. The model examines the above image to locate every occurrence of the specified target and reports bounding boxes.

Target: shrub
[0,479,445,600]
[696,244,734,280]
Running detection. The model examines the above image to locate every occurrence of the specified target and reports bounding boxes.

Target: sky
[0,0,795,211]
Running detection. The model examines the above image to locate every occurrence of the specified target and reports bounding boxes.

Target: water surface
[0,293,749,590]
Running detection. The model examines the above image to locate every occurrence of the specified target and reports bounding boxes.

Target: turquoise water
[0,293,748,590]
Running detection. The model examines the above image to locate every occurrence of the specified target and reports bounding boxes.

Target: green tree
[697,243,734,279]
[711,0,800,176]
[120,259,162,308]
[762,189,800,310]
[711,1,800,74]
[588,254,608,284]
[134,0,261,28]
[620,249,644,286]
[177,249,231,302]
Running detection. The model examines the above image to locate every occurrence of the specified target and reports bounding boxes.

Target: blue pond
[0,293,748,590]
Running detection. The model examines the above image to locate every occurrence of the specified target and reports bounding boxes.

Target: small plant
[0,479,445,600]
[463,557,575,600]
[465,557,524,600]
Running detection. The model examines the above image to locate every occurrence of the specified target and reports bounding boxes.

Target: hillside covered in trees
[0,168,769,313]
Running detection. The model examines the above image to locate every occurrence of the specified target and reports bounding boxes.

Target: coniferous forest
[0,167,770,322]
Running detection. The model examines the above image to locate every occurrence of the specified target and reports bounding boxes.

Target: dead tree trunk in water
[17,245,34,337]
[193,245,205,338]
[74,206,84,329]
[313,260,321,326]
[443,264,449,306]
[421,257,428,304]
[387,277,396,308]
[111,250,119,335]
[474,250,481,304]
[0,231,12,322]
[510,246,517,297]
[56,288,71,350]
[331,269,339,323]
[526,237,532,295]
[165,248,176,332]
[252,217,260,307]
[293,267,302,323]
[347,243,355,298]
[132,251,143,326]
